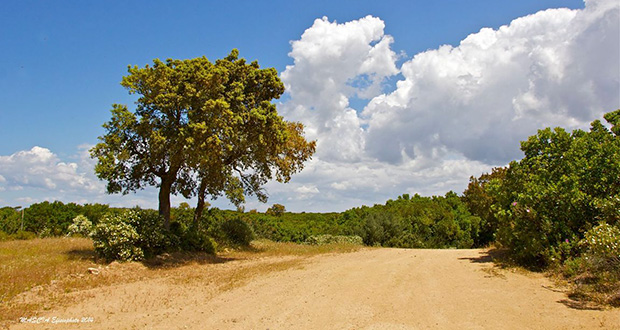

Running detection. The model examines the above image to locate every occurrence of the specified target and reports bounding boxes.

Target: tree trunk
[193,178,208,228]
[159,176,173,230]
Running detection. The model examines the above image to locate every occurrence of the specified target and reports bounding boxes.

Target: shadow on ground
[558,297,605,311]
[141,252,240,269]
[66,248,96,260]
[63,248,251,269]
[457,249,508,265]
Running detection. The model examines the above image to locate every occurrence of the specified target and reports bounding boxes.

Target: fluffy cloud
[363,0,619,164]
[0,146,100,192]
[269,0,618,211]
[280,15,399,162]
[0,146,159,208]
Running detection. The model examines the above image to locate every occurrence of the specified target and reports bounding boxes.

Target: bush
[559,223,620,307]
[304,234,363,245]
[67,215,93,237]
[486,111,620,267]
[180,227,217,254]
[356,212,403,246]
[91,210,144,261]
[124,209,172,257]
[90,209,185,261]
[580,222,620,271]
[12,230,37,240]
[219,217,255,247]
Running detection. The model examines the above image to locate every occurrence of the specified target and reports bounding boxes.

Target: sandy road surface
[10,248,620,329]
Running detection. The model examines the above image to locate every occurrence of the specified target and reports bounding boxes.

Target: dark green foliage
[0,202,111,236]
[462,167,506,246]
[246,211,342,243]
[22,201,81,235]
[177,227,217,254]
[356,212,403,246]
[342,193,481,249]
[80,204,110,225]
[0,207,22,234]
[465,110,620,267]
[124,209,174,258]
[219,216,255,247]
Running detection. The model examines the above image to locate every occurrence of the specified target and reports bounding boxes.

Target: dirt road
[10,248,620,329]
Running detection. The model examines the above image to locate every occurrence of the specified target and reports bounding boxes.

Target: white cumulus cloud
[0,146,101,193]
[363,0,619,164]
[270,0,619,211]
[280,15,399,162]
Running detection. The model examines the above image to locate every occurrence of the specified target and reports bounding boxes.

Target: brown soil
[7,248,620,329]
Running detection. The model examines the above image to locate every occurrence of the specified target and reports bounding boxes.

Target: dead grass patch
[0,238,363,328]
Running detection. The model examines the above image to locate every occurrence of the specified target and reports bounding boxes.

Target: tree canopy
[91,50,316,228]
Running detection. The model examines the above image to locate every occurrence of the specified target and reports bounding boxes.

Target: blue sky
[1,0,617,211]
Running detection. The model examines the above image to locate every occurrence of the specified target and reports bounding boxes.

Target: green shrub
[91,210,144,261]
[67,215,93,237]
[12,230,37,240]
[90,209,183,261]
[219,217,255,247]
[487,111,620,267]
[180,227,217,254]
[560,223,620,307]
[356,212,403,246]
[125,209,172,257]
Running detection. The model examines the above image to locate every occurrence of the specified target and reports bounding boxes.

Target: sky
[0,0,618,212]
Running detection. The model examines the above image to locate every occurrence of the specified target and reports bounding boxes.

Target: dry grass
[0,237,364,327]
[0,238,102,325]
[0,238,97,303]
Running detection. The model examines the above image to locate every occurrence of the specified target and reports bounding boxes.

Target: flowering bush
[580,222,620,269]
[91,210,144,261]
[67,215,93,237]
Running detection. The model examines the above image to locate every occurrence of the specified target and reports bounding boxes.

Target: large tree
[91,50,315,228]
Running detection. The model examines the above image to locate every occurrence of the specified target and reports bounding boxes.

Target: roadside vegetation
[462,109,620,306]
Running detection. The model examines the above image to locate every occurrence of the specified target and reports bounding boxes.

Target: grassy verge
[553,256,620,308]
[484,246,619,308]
[0,238,98,303]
